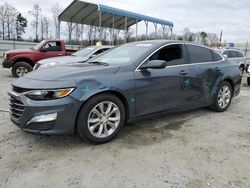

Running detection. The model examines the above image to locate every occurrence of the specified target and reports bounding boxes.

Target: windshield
[72,47,95,57]
[89,43,152,65]
[32,40,46,50]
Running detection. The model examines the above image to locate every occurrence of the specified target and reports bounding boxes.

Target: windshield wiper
[88,61,109,66]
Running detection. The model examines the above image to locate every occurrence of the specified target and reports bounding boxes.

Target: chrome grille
[9,96,25,119]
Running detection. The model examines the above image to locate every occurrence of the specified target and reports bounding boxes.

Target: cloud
[1,0,249,42]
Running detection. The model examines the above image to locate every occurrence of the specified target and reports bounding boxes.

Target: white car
[221,49,247,74]
[33,45,114,70]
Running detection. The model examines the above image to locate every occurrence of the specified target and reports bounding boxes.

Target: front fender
[70,77,136,119]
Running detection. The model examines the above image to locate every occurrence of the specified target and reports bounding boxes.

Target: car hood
[38,56,89,65]
[6,49,33,55]
[12,63,120,89]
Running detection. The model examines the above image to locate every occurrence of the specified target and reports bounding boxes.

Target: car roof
[87,45,115,49]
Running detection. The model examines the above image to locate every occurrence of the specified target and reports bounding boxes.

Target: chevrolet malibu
[9,40,241,144]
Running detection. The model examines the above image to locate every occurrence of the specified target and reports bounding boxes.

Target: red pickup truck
[2,40,76,77]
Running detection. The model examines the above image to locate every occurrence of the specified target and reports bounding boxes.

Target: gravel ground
[0,61,249,188]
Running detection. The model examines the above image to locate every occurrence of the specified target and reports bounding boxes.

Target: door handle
[179,70,189,76]
[213,67,220,71]
[58,54,63,56]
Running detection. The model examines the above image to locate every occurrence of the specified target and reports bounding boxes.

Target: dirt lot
[0,62,249,188]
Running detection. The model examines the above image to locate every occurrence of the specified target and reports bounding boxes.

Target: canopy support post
[99,11,102,42]
[124,16,127,44]
[162,25,165,39]
[112,14,115,45]
[145,21,148,40]
[154,23,157,39]
[136,19,138,41]
[170,27,173,39]
[81,24,83,48]
[58,21,61,39]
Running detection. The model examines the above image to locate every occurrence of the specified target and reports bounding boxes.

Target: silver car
[33,45,114,70]
[221,49,247,73]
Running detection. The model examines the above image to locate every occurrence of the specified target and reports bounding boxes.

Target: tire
[76,94,126,144]
[210,81,233,112]
[12,62,33,78]
[247,77,250,86]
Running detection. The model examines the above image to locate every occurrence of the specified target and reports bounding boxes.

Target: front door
[135,44,188,117]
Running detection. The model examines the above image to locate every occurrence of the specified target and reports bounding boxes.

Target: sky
[1,0,250,42]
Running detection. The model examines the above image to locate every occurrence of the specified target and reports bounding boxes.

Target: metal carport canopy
[58,0,174,30]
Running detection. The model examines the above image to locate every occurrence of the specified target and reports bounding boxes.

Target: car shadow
[20,108,211,149]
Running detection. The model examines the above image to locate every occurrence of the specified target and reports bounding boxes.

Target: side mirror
[90,54,97,59]
[223,54,228,58]
[140,60,167,70]
[40,48,47,53]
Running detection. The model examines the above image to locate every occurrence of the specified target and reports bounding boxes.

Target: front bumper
[9,92,81,135]
[2,59,14,68]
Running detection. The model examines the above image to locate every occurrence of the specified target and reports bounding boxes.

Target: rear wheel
[12,62,33,78]
[76,94,125,144]
[210,81,233,112]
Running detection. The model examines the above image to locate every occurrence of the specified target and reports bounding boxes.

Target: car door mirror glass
[90,54,97,58]
[40,48,47,53]
[140,60,167,70]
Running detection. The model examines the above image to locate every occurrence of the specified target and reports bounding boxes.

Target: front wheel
[12,62,33,78]
[210,81,233,112]
[76,94,125,144]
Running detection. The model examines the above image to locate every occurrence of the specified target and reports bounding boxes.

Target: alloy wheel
[16,66,28,77]
[87,101,121,138]
[217,85,231,109]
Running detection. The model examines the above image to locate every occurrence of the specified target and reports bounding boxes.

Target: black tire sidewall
[12,62,33,78]
[77,94,125,144]
[247,77,250,86]
[212,81,233,112]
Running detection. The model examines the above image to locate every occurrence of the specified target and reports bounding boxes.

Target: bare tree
[40,16,49,40]
[5,3,17,39]
[29,4,41,41]
[51,3,62,38]
[0,4,7,39]
[0,3,18,40]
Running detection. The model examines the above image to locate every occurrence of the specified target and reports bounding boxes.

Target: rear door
[183,44,216,107]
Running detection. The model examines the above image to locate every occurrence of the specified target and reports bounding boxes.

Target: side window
[229,50,238,58]
[223,51,230,58]
[42,41,62,52]
[187,45,213,63]
[93,49,106,56]
[236,51,244,57]
[211,51,222,61]
[149,44,184,66]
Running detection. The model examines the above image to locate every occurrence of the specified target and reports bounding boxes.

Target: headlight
[25,88,75,100]
[40,62,60,68]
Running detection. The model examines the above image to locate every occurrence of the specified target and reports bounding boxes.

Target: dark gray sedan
[9,40,241,144]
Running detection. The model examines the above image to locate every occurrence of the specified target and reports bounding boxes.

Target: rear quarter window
[236,51,244,57]
[211,51,223,61]
[186,44,213,63]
